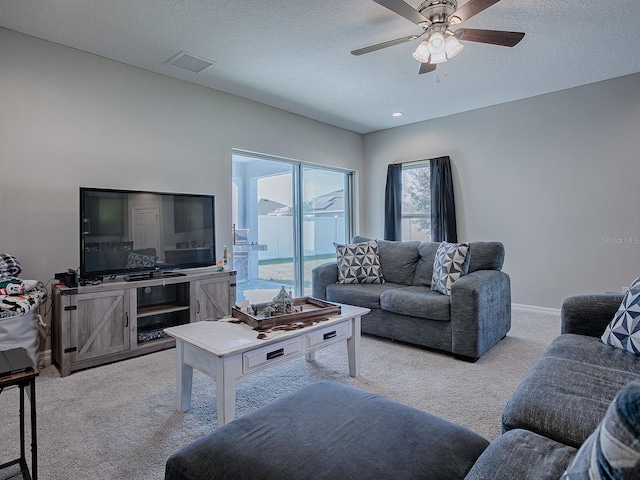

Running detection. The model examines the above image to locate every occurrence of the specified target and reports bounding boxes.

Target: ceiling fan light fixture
[444,35,464,58]
[352,0,526,75]
[427,32,446,55]
[412,41,431,63]
[429,51,448,64]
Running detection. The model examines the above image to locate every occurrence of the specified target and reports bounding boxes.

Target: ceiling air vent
[166,51,215,73]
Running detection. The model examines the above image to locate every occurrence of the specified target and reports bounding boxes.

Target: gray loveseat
[312,236,511,361]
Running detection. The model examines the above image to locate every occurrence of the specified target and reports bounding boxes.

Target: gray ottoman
[165,381,489,480]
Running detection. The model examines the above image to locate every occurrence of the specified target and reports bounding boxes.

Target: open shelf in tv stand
[52,269,236,377]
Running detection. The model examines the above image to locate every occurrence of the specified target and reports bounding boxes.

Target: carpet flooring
[0,307,560,479]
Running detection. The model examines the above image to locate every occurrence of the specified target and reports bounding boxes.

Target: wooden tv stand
[52,269,236,377]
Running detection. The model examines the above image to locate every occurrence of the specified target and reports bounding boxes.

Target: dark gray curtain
[430,156,457,242]
[384,163,403,240]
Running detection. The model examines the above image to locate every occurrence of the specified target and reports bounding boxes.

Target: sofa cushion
[545,334,640,375]
[601,277,640,354]
[334,240,384,284]
[326,282,405,311]
[380,286,450,321]
[465,429,577,480]
[561,294,627,337]
[413,242,505,287]
[165,381,490,480]
[376,239,421,285]
[352,236,420,285]
[560,380,640,479]
[502,355,640,448]
[413,242,440,286]
[431,242,470,295]
[467,242,505,273]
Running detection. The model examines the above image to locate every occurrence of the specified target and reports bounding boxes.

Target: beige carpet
[0,307,560,480]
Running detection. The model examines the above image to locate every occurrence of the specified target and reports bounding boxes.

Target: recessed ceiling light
[391,112,403,117]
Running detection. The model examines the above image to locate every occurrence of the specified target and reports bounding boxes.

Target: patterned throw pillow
[0,253,22,280]
[126,252,158,269]
[334,240,384,284]
[560,380,640,479]
[431,242,470,296]
[601,276,640,354]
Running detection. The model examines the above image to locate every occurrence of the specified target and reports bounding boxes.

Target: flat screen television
[80,187,216,281]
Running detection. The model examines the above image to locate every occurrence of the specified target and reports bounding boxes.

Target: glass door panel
[233,153,353,301]
[232,155,295,303]
[301,167,350,295]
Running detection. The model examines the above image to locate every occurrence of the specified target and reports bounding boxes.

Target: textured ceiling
[1,0,640,134]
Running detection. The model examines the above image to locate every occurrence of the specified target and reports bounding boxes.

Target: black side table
[0,367,38,480]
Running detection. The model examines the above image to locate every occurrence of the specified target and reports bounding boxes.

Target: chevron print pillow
[601,277,640,354]
[431,242,470,296]
[334,240,384,284]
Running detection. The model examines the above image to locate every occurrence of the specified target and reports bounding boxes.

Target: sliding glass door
[232,153,353,302]
[301,166,350,293]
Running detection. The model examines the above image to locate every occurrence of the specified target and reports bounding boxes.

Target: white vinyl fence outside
[257,215,345,260]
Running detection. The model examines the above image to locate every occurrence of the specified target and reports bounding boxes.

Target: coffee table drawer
[243,337,303,373]
[306,321,350,350]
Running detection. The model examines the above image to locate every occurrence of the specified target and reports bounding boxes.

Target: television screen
[80,188,216,280]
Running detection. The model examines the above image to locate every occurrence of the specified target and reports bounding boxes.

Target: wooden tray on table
[231,297,341,330]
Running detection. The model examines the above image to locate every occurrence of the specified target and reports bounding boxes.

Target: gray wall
[0,28,364,292]
[363,73,640,309]
[2,27,638,315]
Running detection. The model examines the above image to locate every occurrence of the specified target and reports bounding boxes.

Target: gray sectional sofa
[502,293,638,447]
[164,293,640,479]
[466,292,640,479]
[312,236,511,361]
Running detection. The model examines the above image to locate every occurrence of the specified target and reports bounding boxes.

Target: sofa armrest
[311,262,338,300]
[561,294,623,337]
[450,270,511,360]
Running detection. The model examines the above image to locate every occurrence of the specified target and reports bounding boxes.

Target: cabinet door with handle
[70,289,130,362]
[193,276,233,321]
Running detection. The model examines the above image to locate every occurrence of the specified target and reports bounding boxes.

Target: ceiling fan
[352,0,525,74]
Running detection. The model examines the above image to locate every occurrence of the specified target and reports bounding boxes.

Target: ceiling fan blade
[351,34,422,56]
[449,0,500,23]
[419,62,437,74]
[454,28,525,47]
[374,0,430,25]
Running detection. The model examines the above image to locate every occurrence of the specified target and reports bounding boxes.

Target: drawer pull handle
[323,331,337,340]
[266,348,284,360]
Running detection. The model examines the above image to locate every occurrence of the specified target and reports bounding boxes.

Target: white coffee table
[164,303,369,426]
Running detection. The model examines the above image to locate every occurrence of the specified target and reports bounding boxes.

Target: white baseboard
[512,303,561,316]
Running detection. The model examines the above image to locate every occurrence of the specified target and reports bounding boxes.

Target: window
[232,152,354,301]
[401,163,431,241]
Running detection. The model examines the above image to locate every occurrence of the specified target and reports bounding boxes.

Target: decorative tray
[231,297,341,330]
